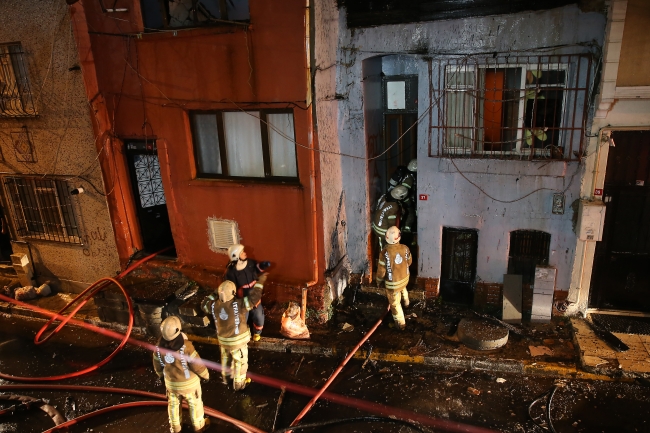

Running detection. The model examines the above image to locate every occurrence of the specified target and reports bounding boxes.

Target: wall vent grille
[207,218,239,252]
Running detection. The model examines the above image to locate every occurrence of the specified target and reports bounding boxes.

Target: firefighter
[372,185,408,250]
[224,244,271,341]
[153,316,211,433]
[201,275,266,390]
[376,226,412,330]
[388,159,417,233]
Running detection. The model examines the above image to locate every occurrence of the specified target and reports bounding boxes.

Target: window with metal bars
[140,0,250,30]
[0,43,37,117]
[507,230,551,285]
[3,176,81,244]
[430,54,592,160]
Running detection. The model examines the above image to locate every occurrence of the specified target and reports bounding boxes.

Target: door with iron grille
[590,131,650,312]
[440,227,478,304]
[125,141,176,255]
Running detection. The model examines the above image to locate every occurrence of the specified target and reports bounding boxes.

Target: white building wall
[315,1,606,291]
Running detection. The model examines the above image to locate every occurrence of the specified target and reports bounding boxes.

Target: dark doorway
[440,227,478,304]
[507,230,551,285]
[125,140,176,256]
[589,131,650,312]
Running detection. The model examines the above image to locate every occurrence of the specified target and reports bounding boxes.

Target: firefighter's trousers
[220,345,249,390]
[385,287,410,329]
[248,303,265,335]
[166,384,205,433]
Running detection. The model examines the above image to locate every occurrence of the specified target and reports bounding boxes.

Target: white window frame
[444,63,569,157]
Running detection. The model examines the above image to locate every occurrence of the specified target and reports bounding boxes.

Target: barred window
[0,43,37,117]
[432,55,592,160]
[3,176,81,244]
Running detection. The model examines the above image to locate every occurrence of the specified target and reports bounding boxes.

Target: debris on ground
[496,378,507,383]
[529,345,554,357]
[467,387,481,396]
[340,322,354,332]
[36,283,51,297]
[14,286,37,301]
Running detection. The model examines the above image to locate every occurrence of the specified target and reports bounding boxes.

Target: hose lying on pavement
[0,295,498,433]
[0,393,65,426]
[274,416,432,433]
[0,384,264,433]
[0,248,169,382]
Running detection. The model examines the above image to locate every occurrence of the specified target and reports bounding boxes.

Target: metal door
[589,131,650,312]
[440,227,478,304]
[125,141,176,255]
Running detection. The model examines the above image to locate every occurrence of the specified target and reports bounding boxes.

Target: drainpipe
[302,0,319,321]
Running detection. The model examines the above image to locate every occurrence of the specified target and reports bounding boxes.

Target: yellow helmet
[386,226,401,245]
[160,316,182,341]
[227,244,244,262]
[218,280,236,302]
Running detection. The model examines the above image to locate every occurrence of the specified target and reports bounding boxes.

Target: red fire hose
[0,248,169,382]
[0,384,264,433]
[288,305,390,431]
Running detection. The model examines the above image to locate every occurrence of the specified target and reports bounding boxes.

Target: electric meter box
[577,200,606,241]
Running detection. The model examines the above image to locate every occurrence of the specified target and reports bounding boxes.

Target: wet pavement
[1,316,650,432]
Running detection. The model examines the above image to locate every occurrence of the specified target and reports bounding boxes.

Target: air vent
[207,218,239,252]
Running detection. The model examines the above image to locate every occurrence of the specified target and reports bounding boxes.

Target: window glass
[192,113,222,175]
[196,0,222,23]
[223,112,264,177]
[140,0,164,29]
[267,113,297,177]
[227,0,250,21]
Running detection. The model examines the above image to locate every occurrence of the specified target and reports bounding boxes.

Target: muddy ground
[1,315,649,432]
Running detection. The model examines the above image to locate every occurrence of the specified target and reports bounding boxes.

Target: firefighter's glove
[259,261,271,271]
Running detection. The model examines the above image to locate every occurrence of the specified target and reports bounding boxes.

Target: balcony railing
[0,46,37,117]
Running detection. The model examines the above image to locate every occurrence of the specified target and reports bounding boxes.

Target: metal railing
[3,176,81,244]
[429,54,592,160]
[0,46,37,117]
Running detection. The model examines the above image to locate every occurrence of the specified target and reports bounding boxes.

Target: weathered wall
[71,0,323,288]
[316,1,606,291]
[569,0,650,314]
[0,0,120,291]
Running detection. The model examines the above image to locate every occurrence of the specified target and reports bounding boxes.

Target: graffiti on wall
[81,227,108,257]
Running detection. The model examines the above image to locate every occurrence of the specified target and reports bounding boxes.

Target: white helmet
[386,226,401,245]
[218,280,236,302]
[407,159,417,172]
[160,316,182,341]
[228,244,244,262]
[390,185,409,201]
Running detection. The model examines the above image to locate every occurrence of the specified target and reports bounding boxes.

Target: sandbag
[14,286,37,301]
[280,302,310,339]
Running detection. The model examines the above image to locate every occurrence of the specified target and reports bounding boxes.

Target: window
[432,55,591,160]
[140,0,250,30]
[507,230,551,285]
[3,176,81,244]
[191,110,298,180]
[0,43,36,117]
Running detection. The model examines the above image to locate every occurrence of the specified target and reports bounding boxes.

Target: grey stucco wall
[0,0,120,291]
[315,1,606,290]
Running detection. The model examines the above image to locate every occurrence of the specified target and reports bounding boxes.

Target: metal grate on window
[507,230,551,285]
[3,176,81,244]
[429,54,592,160]
[0,44,37,117]
[441,227,478,283]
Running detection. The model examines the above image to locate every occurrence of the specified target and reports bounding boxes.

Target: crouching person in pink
[153,316,210,433]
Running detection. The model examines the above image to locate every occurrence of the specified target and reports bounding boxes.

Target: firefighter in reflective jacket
[153,316,210,433]
[224,244,271,342]
[372,185,408,249]
[388,159,417,233]
[376,226,412,330]
[201,274,266,390]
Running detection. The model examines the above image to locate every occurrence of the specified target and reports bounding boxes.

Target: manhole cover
[457,318,509,350]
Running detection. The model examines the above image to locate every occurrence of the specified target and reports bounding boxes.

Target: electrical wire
[527,384,560,433]
[275,416,433,433]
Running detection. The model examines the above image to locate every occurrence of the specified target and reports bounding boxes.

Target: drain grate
[590,314,650,336]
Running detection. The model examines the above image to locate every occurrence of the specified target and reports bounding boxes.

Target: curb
[1,303,626,382]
